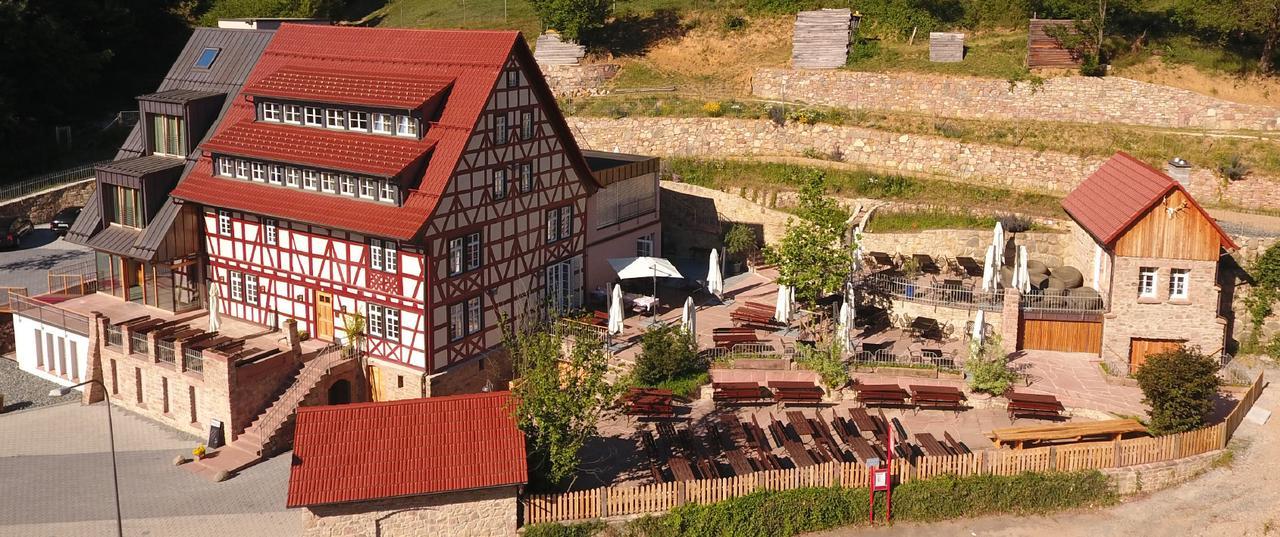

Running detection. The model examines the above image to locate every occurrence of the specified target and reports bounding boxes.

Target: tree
[1173,0,1280,74]
[528,0,610,43]
[724,223,760,263]
[1134,346,1221,435]
[505,315,618,489]
[197,0,346,26]
[633,323,705,386]
[765,173,852,307]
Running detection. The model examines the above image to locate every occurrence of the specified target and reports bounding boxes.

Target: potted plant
[900,256,921,298]
[724,223,759,274]
[192,443,207,461]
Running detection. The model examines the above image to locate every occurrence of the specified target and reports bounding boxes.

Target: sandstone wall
[659,181,794,249]
[543,64,618,98]
[303,486,519,537]
[751,69,1280,131]
[0,179,95,223]
[1103,449,1224,495]
[1102,257,1225,372]
[567,117,1280,211]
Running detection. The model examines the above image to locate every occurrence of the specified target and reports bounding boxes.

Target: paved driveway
[0,225,92,294]
[0,402,302,537]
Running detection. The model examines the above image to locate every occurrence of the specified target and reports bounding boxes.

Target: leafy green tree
[634,323,705,386]
[529,0,610,43]
[724,223,760,263]
[505,315,618,489]
[965,334,1018,395]
[1173,0,1280,74]
[1134,346,1221,435]
[197,0,346,26]
[766,173,852,307]
[794,171,850,237]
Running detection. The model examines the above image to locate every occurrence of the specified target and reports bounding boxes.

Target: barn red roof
[1061,152,1236,249]
[286,391,527,508]
[244,67,455,110]
[170,24,597,240]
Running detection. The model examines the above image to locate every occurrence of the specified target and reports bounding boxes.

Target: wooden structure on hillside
[792,9,854,69]
[1027,18,1083,68]
[534,32,586,66]
[929,32,964,62]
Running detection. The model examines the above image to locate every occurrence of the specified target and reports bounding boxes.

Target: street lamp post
[50,380,123,537]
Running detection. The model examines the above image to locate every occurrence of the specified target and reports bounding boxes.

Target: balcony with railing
[861,273,1002,312]
[129,331,150,357]
[1018,288,1106,320]
[8,295,91,336]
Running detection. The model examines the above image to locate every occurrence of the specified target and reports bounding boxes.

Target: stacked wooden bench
[730,301,784,330]
[712,327,761,348]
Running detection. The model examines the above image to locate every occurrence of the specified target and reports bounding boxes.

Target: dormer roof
[244,67,455,110]
[202,120,432,177]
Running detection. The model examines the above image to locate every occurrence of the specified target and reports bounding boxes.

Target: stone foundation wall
[0,179,95,223]
[1103,449,1224,495]
[860,229,1070,268]
[1102,257,1225,371]
[543,63,618,98]
[751,69,1280,131]
[567,117,1280,211]
[428,348,513,398]
[302,486,519,537]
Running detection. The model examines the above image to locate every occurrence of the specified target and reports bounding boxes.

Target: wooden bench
[771,381,824,405]
[1005,391,1066,422]
[713,382,773,406]
[910,384,968,413]
[914,432,953,457]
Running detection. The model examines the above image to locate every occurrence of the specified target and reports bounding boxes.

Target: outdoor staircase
[187,344,345,481]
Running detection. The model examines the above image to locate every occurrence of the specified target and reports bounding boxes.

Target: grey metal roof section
[85,225,143,257]
[137,88,226,104]
[66,189,103,242]
[98,155,185,177]
[582,149,654,171]
[132,198,182,259]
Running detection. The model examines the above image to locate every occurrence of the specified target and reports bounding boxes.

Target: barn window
[1169,269,1189,299]
[1138,268,1157,298]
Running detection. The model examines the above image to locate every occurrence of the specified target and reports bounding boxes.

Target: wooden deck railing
[521,373,1264,526]
[0,287,28,313]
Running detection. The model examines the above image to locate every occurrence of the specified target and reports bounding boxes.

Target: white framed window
[379,182,398,202]
[559,205,572,240]
[340,175,356,196]
[264,218,277,245]
[521,111,533,139]
[250,162,265,182]
[384,308,400,340]
[321,173,336,193]
[235,160,249,179]
[507,70,519,88]
[367,304,385,337]
[283,105,301,124]
[466,296,482,335]
[369,238,396,272]
[395,116,417,137]
[370,239,383,271]
[285,167,300,187]
[1138,267,1157,298]
[245,274,259,303]
[348,111,369,131]
[218,210,231,236]
[546,208,558,243]
[521,162,534,192]
[229,271,243,301]
[304,106,322,126]
[637,233,654,257]
[1169,269,1190,299]
[448,237,464,276]
[466,232,481,271]
[359,178,376,199]
[302,170,318,190]
[268,165,283,185]
[261,102,281,122]
[217,158,234,177]
[492,168,507,200]
[494,114,508,145]
[324,109,345,129]
[448,302,465,341]
[372,113,393,134]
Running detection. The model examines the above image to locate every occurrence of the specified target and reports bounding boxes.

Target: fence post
[677,481,688,506]
[1111,439,1122,468]
[598,487,609,518]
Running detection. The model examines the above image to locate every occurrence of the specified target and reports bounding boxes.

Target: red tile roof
[244,67,455,110]
[286,391,527,508]
[171,24,598,240]
[203,120,431,177]
[1062,152,1236,249]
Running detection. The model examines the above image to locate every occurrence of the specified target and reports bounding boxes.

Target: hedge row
[524,470,1115,537]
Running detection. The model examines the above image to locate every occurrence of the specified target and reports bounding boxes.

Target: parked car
[50,206,82,235]
[0,216,33,249]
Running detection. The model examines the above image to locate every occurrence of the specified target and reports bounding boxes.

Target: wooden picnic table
[725,448,755,475]
[669,456,697,481]
[990,419,1147,449]
[847,407,877,434]
[846,436,882,463]
[782,440,817,467]
[914,433,952,457]
[786,411,815,437]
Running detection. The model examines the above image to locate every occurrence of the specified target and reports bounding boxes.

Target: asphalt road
[0,225,92,294]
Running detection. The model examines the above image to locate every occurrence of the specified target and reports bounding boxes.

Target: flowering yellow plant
[193,444,207,458]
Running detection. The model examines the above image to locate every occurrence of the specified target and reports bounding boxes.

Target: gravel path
[0,358,79,413]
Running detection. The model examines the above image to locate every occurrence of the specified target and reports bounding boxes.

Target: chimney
[1166,157,1191,188]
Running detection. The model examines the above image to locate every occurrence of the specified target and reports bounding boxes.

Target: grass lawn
[865,209,1000,232]
[845,30,1032,80]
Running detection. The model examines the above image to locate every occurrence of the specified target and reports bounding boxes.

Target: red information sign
[868,427,894,523]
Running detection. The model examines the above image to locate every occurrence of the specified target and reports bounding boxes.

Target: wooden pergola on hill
[989,419,1148,450]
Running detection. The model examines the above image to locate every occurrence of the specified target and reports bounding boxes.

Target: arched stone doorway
[327,379,352,405]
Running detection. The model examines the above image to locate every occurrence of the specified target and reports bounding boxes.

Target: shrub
[965,335,1018,395]
[524,520,607,537]
[767,105,786,127]
[702,101,723,117]
[795,340,849,391]
[1219,155,1251,181]
[1133,346,1221,435]
[720,14,747,32]
[996,213,1034,233]
[655,371,711,399]
[724,223,759,261]
[634,323,706,386]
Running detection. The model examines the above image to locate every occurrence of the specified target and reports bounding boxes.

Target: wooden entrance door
[315,291,334,341]
[1019,319,1103,354]
[1129,338,1183,374]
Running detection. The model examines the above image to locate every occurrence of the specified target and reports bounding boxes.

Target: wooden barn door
[1129,338,1183,374]
[315,291,334,341]
[1019,319,1103,354]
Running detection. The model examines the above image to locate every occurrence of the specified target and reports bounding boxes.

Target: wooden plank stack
[929,32,964,63]
[791,8,853,69]
[533,32,586,66]
[1027,19,1083,68]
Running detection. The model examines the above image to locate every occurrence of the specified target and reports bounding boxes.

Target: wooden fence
[522,373,1263,526]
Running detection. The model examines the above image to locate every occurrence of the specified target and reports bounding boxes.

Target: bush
[634,324,706,386]
[720,14,747,32]
[996,213,1034,233]
[702,101,723,117]
[795,341,849,391]
[524,520,607,537]
[1219,155,1251,181]
[1133,346,1221,435]
[724,223,759,261]
[965,335,1018,395]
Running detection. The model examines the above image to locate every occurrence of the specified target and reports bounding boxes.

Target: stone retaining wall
[544,63,618,98]
[751,68,1280,131]
[0,179,95,223]
[860,229,1070,267]
[1103,449,1224,495]
[567,117,1280,211]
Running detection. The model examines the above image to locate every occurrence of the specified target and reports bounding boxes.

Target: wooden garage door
[1020,319,1103,354]
[1129,338,1184,374]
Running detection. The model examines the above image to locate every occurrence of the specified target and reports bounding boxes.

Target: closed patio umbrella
[838,285,854,352]
[971,308,985,346]
[707,249,723,298]
[774,284,793,324]
[981,244,996,292]
[1017,245,1032,293]
[992,221,1005,268]
[207,281,221,333]
[681,296,696,336]
[608,284,624,336]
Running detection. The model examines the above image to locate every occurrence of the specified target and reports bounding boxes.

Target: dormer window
[379,182,398,202]
[217,157,234,177]
[325,109,345,129]
[340,175,356,196]
[283,105,301,124]
[372,113,393,134]
[268,165,283,185]
[285,168,300,187]
[235,160,249,179]
[321,173,336,193]
[302,170,318,190]
[359,178,376,199]
[151,114,186,157]
[304,106,322,126]
[348,111,369,132]
[250,162,265,182]
[261,102,281,122]
[396,116,417,137]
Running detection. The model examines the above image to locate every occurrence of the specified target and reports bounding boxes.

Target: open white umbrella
[681,296,696,335]
[707,249,724,298]
[774,284,793,323]
[608,284,624,336]
[1017,245,1032,293]
[992,221,1005,268]
[207,280,221,332]
[610,257,684,322]
[981,244,996,292]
